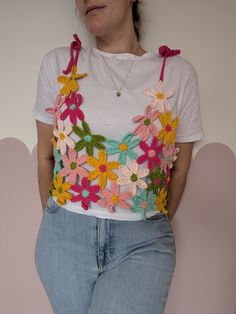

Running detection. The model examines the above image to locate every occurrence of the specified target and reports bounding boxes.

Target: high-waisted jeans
[34,197,176,314]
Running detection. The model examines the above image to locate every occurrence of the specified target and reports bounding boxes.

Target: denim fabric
[34,197,176,314]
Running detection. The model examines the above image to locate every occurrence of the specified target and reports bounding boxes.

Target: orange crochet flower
[51,174,72,205]
[158,111,179,144]
[87,150,120,188]
[57,65,87,96]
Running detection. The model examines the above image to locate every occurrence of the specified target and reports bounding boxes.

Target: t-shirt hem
[52,196,160,221]
[176,131,204,142]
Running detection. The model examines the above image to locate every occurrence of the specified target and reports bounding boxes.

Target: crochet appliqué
[45,34,181,219]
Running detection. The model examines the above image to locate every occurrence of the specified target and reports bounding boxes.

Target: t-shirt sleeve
[32,52,54,124]
[175,63,204,142]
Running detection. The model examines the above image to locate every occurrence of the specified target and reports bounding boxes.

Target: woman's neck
[95,31,146,56]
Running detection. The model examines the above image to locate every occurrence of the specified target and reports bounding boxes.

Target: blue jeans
[34,197,176,314]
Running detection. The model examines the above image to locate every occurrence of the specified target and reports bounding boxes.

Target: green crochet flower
[131,190,156,220]
[147,167,166,195]
[105,132,140,165]
[72,121,106,156]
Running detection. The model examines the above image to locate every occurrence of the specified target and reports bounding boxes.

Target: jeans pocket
[44,197,62,214]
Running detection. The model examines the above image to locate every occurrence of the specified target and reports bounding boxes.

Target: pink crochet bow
[159,45,181,81]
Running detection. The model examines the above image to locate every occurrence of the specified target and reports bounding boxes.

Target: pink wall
[0,138,236,314]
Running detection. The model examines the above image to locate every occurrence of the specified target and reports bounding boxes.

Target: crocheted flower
[60,92,85,125]
[158,111,179,145]
[72,121,106,156]
[53,148,62,178]
[46,95,66,128]
[155,188,168,214]
[97,182,132,213]
[71,176,100,210]
[117,160,149,195]
[87,149,120,188]
[51,135,57,149]
[132,105,158,141]
[59,148,88,185]
[147,167,166,195]
[131,190,156,220]
[137,136,164,172]
[51,174,72,206]
[144,80,174,112]
[53,120,75,155]
[105,133,140,165]
[57,65,87,96]
[160,144,179,173]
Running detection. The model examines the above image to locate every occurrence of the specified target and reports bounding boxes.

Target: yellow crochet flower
[51,174,72,205]
[87,150,120,188]
[158,111,179,145]
[57,65,87,96]
[155,188,168,215]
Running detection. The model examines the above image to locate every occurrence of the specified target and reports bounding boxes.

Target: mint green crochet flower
[53,148,62,178]
[72,121,106,156]
[131,190,156,220]
[105,132,140,165]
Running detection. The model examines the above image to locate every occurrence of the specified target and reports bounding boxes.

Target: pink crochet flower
[46,95,65,128]
[97,182,132,213]
[60,92,85,125]
[117,160,149,195]
[160,144,179,173]
[132,105,158,141]
[71,176,100,210]
[137,136,164,172]
[53,119,75,155]
[59,148,88,184]
[144,80,174,112]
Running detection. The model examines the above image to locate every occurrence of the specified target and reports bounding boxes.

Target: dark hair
[132,0,142,41]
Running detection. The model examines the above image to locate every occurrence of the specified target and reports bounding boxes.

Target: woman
[33,0,203,313]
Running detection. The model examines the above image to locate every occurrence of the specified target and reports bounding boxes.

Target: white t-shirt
[32,44,204,220]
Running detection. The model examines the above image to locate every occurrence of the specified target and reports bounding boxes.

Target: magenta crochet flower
[132,105,158,141]
[60,92,85,125]
[117,160,149,195]
[59,148,89,184]
[71,176,100,210]
[137,136,164,172]
[144,80,174,112]
[97,182,132,213]
[160,144,179,173]
[45,94,65,128]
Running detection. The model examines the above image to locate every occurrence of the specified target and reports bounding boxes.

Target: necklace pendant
[116,91,121,97]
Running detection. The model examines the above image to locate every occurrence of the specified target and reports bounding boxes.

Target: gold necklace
[97,47,137,97]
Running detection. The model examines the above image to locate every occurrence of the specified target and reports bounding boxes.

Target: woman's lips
[86,6,105,15]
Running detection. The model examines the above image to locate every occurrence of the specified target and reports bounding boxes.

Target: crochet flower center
[131,173,138,182]
[69,104,76,110]
[148,149,156,158]
[59,132,65,140]
[111,195,119,203]
[165,124,172,132]
[119,143,128,151]
[82,189,89,197]
[141,200,148,208]
[99,164,107,172]
[156,92,165,100]
[84,135,92,142]
[70,162,77,170]
[58,187,63,193]
[153,178,160,186]
[144,118,151,126]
